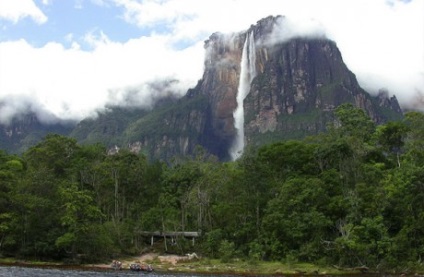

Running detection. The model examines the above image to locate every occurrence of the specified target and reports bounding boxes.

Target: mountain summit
[1,16,402,160]
[154,15,402,160]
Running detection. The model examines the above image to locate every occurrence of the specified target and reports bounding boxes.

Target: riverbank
[85,253,373,276]
[1,254,421,276]
[0,255,354,276]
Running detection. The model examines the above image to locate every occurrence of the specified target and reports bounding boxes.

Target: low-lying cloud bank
[0,0,422,124]
[0,36,204,124]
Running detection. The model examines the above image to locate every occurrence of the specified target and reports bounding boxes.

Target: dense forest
[0,104,423,271]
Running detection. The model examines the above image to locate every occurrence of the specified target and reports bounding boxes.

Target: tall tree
[55,181,105,261]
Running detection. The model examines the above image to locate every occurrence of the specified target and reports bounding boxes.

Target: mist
[0,35,204,124]
[0,0,422,125]
[258,16,327,47]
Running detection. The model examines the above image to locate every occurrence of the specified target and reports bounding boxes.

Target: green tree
[11,171,61,258]
[0,151,24,254]
[161,160,202,231]
[24,134,80,178]
[333,216,390,267]
[383,163,424,267]
[55,181,105,261]
[404,111,424,165]
[334,103,375,141]
[375,121,409,167]
[262,177,332,261]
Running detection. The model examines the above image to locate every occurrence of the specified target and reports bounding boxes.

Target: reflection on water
[0,266,236,277]
[0,266,406,277]
[0,266,168,277]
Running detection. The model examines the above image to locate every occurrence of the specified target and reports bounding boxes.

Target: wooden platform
[139,231,200,238]
[139,231,201,247]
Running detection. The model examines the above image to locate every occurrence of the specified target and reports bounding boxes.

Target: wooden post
[151,236,154,246]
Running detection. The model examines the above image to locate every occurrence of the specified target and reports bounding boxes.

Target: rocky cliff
[241,16,403,147]
[0,16,403,160]
[184,15,402,159]
[70,15,402,161]
[0,114,72,153]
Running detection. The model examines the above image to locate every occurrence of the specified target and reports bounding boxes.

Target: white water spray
[230,32,257,160]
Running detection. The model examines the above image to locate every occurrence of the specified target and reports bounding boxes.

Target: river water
[0,266,403,277]
[0,266,196,277]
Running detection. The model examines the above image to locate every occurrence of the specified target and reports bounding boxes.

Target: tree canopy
[0,106,422,271]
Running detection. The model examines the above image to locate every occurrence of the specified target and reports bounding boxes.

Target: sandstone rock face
[120,95,211,161]
[244,36,368,144]
[192,15,403,155]
[8,15,401,161]
[200,32,246,151]
[0,114,72,153]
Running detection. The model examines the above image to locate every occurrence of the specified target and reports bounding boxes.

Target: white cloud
[314,0,424,108]
[0,0,423,125]
[83,29,111,48]
[0,0,47,24]
[0,34,204,123]
[111,0,424,109]
[259,16,327,46]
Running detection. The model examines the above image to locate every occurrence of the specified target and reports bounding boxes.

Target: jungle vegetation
[0,104,423,271]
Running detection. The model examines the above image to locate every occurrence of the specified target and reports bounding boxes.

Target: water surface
[0,266,175,277]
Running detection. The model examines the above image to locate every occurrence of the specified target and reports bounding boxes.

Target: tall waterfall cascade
[229,32,257,160]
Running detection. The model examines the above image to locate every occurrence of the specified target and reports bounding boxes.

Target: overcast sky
[0,0,423,124]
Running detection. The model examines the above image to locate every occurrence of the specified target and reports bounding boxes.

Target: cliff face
[71,15,403,161]
[0,15,404,160]
[200,33,245,151]
[191,15,402,157]
[0,114,72,153]
[123,94,211,161]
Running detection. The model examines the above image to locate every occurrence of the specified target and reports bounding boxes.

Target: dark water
[0,266,196,277]
[0,266,404,277]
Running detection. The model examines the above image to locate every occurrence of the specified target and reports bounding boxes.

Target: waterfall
[230,32,257,160]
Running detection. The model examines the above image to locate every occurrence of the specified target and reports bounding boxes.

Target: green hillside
[0,106,422,273]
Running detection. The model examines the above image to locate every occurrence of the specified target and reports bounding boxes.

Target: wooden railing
[138,231,200,238]
[138,231,201,247]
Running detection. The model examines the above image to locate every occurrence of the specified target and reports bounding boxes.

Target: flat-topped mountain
[0,16,403,160]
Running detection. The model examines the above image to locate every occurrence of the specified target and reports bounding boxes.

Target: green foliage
[70,107,148,146]
[257,140,319,179]
[55,181,104,258]
[219,240,235,263]
[125,95,208,140]
[24,134,80,178]
[248,239,264,262]
[203,229,224,258]
[334,103,375,140]
[0,106,423,271]
[403,111,424,165]
[262,177,331,261]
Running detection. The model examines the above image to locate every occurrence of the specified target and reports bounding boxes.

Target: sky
[0,0,423,124]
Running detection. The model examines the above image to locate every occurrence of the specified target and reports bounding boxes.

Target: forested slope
[0,104,422,271]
